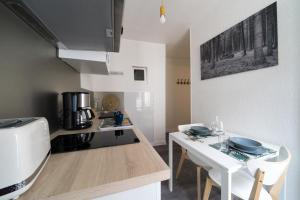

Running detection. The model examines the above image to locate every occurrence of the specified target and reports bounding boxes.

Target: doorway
[166,30,191,133]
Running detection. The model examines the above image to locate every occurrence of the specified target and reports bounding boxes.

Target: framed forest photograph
[200,2,278,80]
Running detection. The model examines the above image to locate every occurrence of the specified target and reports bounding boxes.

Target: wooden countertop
[19,117,170,200]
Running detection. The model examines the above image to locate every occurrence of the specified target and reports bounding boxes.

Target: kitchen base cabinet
[93,182,161,200]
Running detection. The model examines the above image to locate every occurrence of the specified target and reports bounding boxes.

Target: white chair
[202,146,291,200]
[177,124,211,200]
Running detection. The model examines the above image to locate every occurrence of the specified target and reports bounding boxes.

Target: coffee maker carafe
[62,92,95,130]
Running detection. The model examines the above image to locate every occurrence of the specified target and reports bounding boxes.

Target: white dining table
[168,129,281,200]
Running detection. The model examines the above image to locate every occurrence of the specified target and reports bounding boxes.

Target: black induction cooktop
[51,129,140,154]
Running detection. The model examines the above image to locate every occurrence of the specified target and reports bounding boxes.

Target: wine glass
[210,121,217,133]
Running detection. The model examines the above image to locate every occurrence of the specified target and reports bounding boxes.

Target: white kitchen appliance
[0,117,50,200]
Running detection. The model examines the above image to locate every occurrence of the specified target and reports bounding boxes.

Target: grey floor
[154,143,222,200]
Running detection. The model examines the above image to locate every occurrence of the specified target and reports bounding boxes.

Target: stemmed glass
[210,121,218,133]
[211,120,228,150]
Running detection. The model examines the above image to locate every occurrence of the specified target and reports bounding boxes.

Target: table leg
[221,171,232,200]
[168,138,173,192]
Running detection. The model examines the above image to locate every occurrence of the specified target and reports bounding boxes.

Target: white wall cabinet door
[124,91,154,143]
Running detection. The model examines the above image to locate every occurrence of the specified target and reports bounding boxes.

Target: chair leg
[203,177,213,200]
[269,168,287,200]
[197,166,202,200]
[250,169,265,200]
[176,147,187,179]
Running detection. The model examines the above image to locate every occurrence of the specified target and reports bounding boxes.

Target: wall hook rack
[176,78,190,85]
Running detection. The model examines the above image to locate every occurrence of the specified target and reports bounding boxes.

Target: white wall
[81,39,166,145]
[166,58,191,132]
[190,0,300,199]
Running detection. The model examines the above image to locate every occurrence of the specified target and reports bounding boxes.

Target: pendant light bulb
[160,4,166,24]
[160,14,166,24]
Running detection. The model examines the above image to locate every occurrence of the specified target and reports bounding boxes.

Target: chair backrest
[178,123,204,132]
[247,146,291,186]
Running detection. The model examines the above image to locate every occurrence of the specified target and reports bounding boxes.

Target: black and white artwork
[200,2,278,80]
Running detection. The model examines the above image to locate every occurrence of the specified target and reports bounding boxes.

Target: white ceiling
[122,0,219,59]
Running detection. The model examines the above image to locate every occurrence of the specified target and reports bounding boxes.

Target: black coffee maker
[62,92,95,130]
